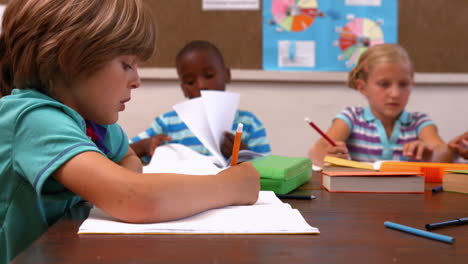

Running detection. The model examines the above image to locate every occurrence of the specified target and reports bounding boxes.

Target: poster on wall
[262,0,397,71]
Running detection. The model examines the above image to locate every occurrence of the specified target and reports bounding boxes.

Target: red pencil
[305,117,337,147]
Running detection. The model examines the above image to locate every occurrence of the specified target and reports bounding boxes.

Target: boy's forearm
[119,155,143,173]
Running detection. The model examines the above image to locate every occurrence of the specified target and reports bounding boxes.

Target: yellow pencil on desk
[231,123,243,166]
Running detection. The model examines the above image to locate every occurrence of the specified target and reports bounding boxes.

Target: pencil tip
[304,117,310,122]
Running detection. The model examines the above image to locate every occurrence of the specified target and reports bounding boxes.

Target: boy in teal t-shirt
[0,89,129,262]
[0,1,260,263]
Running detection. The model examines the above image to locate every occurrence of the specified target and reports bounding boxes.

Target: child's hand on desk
[218,161,260,205]
[147,135,172,156]
[448,132,468,159]
[221,131,247,158]
[403,140,434,161]
[325,141,349,160]
[131,135,171,158]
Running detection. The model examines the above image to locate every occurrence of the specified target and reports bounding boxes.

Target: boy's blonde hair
[347,43,413,89]
[0,0,157,96]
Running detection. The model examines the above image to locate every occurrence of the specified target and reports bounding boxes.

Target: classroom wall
[119,74,468,158]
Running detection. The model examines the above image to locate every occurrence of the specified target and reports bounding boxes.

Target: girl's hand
[325,141,349,160]
[221,131,247,158]
[448,132,468,159]
[403,140,434,161]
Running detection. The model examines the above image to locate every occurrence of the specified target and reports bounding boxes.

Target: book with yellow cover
[323,156,375,170]
[323,156,468,183]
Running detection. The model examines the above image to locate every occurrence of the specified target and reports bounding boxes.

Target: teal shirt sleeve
[13,106,101,196]
[103,123,129,163]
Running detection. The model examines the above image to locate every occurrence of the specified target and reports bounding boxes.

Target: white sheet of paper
[173,91,240,167]
[78,191,320,235]
[201,90,240,153]
[143,144,222,175]
[173,97,226,166]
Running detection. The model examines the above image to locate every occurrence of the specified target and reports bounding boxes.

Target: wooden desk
[11,175,468,263]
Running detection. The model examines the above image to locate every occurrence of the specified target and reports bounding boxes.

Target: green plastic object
[251,155,312,195]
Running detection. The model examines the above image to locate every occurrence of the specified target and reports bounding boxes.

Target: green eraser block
[251,155,312,194]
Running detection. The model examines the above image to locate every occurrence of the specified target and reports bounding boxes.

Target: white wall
[119,71,468,158]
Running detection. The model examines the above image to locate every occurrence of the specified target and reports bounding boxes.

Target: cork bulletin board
[146,0,468,73]
[1,0,466,72]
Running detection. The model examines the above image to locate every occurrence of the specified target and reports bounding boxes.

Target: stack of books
[322,156,424,193]
[321,169,424,193]
[443,170,468,194]
[324,156,468,183]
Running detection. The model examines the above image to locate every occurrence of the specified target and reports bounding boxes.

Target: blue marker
[384,221,454,244]
[432,185,443,194]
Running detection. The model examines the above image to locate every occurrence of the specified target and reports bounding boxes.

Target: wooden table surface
[11,173,468,264]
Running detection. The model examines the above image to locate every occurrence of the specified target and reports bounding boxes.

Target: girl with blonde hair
[309,43,452,166]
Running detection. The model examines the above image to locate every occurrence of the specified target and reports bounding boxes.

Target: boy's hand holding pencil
[230,123,243,166]
[221,125,247,159]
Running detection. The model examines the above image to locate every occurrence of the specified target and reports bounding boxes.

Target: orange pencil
[305,117,337,147]
[231,123,243,166]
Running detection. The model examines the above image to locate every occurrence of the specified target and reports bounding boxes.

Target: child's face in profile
[177,50,231,99]
[357,61,413,122]
[58,55,140,124]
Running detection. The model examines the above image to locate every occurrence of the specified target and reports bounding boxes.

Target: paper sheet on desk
[143,144,223,175]
[173,90,240,167]
[78,191,319,235]
[143,144,265,175]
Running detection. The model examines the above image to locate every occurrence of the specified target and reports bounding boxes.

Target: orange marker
[231,123,243,166]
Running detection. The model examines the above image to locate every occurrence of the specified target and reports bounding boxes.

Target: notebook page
[200,90,239,151]
[78,191,319,235]
[173,98,227,167]
[143,144,222,175]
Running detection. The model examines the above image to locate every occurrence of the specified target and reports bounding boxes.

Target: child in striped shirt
[130,41,271,162]
[309,43,452,166]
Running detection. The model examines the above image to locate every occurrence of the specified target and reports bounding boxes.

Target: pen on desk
[384,221,454,244]
[276,194,316,200]
[230,123,243,166]
[304,117,336,147]
[432,185,443,194]
[425,217,468,230]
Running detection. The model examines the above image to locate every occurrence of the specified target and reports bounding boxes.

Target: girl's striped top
[336,106,435,162]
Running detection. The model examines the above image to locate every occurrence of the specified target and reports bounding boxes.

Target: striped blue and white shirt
[130,109,271,160]
[336,106,435,162]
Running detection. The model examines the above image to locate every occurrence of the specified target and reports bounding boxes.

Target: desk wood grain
[11,174,468,264]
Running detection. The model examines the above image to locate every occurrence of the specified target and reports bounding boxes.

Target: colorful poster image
[263,0,397,71]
